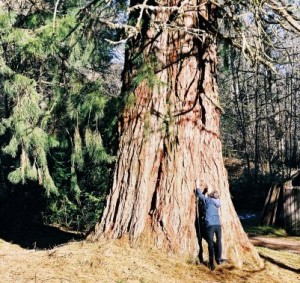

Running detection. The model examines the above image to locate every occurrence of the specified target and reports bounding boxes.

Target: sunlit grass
[244,225,288,237]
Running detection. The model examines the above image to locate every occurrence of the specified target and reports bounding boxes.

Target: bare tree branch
[267,0,300,34]
[53,0,61,32]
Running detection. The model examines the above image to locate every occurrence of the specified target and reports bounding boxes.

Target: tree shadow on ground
[0,222,84,250]
[0,183,85,250]
[259,253,300,273]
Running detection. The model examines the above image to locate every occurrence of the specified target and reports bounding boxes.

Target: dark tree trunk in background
[90,0,262,268]
[230,51,251,171]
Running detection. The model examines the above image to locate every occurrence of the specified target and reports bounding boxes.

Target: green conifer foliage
[0,0,122,230]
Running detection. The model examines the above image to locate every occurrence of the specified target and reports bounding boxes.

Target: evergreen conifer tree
[0,0,123,230]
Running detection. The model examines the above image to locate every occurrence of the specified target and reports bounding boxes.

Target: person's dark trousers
[206,225,222,267]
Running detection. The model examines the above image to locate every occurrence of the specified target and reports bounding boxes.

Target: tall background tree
[219,13,300,211]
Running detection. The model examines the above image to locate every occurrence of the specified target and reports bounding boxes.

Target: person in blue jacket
[196,185,226,271]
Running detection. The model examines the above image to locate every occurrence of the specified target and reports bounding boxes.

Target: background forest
[0,0,299,236]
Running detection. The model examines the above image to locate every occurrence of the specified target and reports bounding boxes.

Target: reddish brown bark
[89,1,263,268]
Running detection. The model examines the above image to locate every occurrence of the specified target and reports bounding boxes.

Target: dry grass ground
[0,236,299,283]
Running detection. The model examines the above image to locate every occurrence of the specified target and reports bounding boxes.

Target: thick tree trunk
[89,1,262,268]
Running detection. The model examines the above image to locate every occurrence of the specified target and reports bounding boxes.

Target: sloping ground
[0,237,299,283]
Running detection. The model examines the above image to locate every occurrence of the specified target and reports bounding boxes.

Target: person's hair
[209,190,219,199]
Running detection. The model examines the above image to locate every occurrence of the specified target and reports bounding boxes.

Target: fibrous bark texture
[89,0,263,269]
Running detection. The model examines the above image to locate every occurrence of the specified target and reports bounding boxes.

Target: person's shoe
[209,263,216,271]
[216,258,227,265]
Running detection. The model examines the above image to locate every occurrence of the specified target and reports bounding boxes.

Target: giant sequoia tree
[90,0,254,266]
[89,0,300,267]
[89,0,300,268]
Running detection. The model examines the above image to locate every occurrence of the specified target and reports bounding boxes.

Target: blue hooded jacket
[196,188,221,226]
